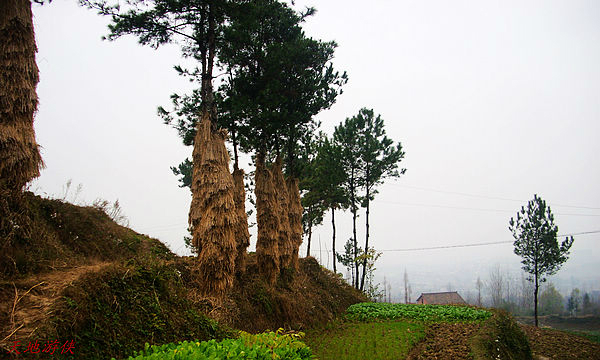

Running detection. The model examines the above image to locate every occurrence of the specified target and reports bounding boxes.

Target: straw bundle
[254,153,280,285]
[271,157,292,270]
[287,177,303,270]
[0,0,43,191]
[188,113,237,295]
[232,167,250,274]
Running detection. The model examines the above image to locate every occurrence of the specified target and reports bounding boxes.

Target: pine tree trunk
[0,0,43,191]
[350,169,359,289]
[331,207,336,274]
[307,224,312,257]
[534,271,539,327]
[360,185,370,291]
[187,1,239,295]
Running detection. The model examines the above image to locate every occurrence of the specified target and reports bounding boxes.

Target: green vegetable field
[118,330,312,360]
[117,304,495,360]
[345,302,492,322]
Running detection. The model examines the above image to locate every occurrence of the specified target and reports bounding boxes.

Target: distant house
[415,291,466,305]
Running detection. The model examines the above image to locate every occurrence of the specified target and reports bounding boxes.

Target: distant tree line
[463,266,600,318]
[302,109,405,292]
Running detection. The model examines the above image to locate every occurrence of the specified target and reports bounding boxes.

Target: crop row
[346,302,492,322]
[117,329,313,360]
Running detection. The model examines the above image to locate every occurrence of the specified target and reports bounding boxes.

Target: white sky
[31,0,600,301]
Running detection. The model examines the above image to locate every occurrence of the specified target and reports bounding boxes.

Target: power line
[387,183,600,210]
[379,230,600,252]
[310,230,600,253]
[381,240,512,252]
[376,199,600,217]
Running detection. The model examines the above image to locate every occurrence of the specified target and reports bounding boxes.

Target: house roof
[415,291,466,305]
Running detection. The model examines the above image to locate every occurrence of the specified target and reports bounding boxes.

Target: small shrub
[470,309,532,360]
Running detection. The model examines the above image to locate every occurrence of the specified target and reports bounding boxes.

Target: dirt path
[0,261,113,352]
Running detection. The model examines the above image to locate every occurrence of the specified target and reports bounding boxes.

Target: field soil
[516,315,600,332]
[403,319,600,360]
[520,324,600,360]
[406,322,480,360]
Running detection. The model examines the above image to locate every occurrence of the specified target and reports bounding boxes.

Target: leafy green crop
[346,303,491,322]
[118,329,313,359]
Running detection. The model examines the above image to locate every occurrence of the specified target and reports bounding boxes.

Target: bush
[121,329,313,360]
[470,309,532,360]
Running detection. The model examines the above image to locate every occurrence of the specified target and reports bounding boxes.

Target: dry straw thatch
[0,0,44,191]
[287,177,303,270]
[232,167,250,274]
[271,157,293,270]
[254,153,281,284]
[188,113,237,295]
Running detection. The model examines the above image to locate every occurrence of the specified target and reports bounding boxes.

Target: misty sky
[30,1,599,301]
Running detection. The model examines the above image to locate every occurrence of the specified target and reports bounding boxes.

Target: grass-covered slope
[173,254,366,333]
[42,262,234,359]
[1,193,366,359]
[0,192,173,279]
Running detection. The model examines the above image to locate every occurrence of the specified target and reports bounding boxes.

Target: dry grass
[287,177,303,270]
[175,255,367,333]
[188,113,237,295]
[0,1,44,191]
[254,153,280,285]
[271,157,292,271]
[232,168,250,275]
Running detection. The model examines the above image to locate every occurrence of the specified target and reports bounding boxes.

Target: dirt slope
[0,194,365,359]
[0,262,111,354]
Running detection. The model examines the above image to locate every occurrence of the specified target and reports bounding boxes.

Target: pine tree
[509,194,574,326]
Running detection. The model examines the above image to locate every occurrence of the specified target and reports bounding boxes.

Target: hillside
[0,194,366,358]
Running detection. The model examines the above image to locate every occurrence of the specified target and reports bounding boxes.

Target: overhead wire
[387,183,600,210]
[309,230,600,253]
[376,199,600,217]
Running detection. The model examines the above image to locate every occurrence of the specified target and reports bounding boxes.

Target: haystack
[188,113,237,295]
[0,0,44,191]
[232,167,250,274]
[254,153,280,285]
[271,157,293,270]
[287,177,303,270]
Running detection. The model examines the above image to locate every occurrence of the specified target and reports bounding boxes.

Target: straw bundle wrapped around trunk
[0,0,44,191]
[271,157,292,270]
[254,153,280,285]
[232,167,250,274]
[189,113,237,295]
[287,177,303,270]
